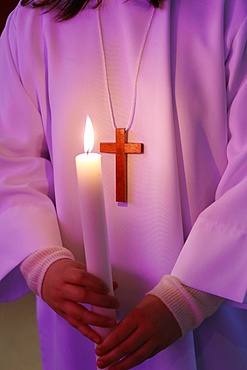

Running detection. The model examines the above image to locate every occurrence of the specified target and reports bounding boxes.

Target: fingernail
[106,319,116,327]
[92,335,102,345]
[112,298,119,308]
[95,348,102,356]
[101,283,109,293]
[97,360,105,368]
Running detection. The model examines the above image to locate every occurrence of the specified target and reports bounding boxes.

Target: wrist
[20,246,75,297]
[147,275,224,335]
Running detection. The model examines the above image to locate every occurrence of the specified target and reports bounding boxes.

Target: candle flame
[84,116,94,154]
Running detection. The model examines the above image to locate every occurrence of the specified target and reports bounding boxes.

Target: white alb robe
[0,0,247,369]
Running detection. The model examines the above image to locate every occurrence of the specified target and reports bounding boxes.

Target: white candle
[75,117,115,343]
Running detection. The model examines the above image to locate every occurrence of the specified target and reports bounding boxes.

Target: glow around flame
[84,116,94,154]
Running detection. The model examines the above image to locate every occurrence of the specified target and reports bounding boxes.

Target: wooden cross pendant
[100,128,144,202]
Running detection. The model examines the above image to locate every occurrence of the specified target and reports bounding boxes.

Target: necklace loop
[97,5,156,131]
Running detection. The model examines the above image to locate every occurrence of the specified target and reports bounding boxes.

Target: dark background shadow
[0,0,19,34]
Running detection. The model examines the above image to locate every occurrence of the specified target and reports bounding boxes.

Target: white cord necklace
[98,4,156,202]
[97,5,156,131]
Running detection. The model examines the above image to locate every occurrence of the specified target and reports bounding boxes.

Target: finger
[61,300,116,328]
[63,312,102,345]
[96,316,138,356]
[108,341,156,370]
[62,284,119,308]
[97,331,153,369]
[66,268,111,294]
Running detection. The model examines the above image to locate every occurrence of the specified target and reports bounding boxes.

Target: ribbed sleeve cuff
[20,246,75,298]
[147,275,224,336]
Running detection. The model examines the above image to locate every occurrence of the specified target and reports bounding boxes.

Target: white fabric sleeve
[147,275,224,336]
[172,10,247,303]
[20,247,75,297]
[0,7,63,300]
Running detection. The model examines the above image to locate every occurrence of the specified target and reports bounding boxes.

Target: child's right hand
[42,259,119,344]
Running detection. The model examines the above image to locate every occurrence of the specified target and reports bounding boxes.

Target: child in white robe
[0,0,247,369]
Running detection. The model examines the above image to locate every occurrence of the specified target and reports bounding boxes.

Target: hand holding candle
[75,117,115,343]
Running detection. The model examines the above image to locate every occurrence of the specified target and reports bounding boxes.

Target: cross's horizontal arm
[100,128,144,202]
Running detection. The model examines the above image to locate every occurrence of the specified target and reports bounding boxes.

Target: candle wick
[86,149,90,155]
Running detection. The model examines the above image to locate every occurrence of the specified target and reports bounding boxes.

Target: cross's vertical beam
[100,128,143,202]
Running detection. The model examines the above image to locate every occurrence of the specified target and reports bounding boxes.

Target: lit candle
[75,117,115,342]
